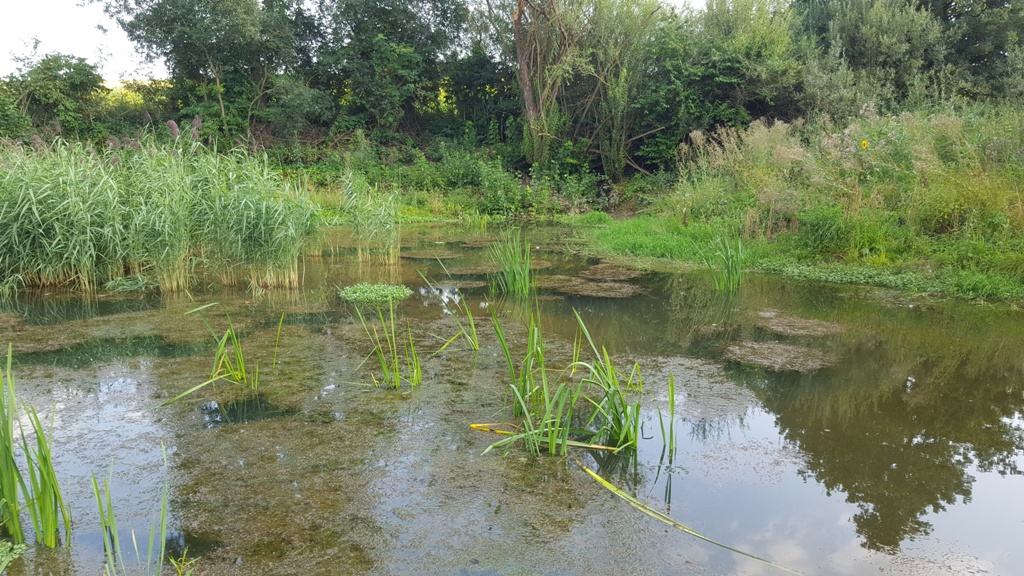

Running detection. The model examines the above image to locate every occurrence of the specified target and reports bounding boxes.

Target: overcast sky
[1,0,699,81]
[0,0,165,79]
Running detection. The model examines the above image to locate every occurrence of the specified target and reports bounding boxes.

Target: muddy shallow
[2,224,1023,576]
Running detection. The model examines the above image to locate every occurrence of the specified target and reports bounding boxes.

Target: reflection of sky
[625,403,1017,575]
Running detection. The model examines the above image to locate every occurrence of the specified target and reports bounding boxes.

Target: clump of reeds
[481,308,651,456]
[695,236,744,292]
[0,135,320,294]
[0,345,72,547]
[356,300,422,389]
[489,228,533,296]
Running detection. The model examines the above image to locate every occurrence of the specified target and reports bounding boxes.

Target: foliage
[338,283,413,304]
[0,345,72,547]
[0,135,319,292]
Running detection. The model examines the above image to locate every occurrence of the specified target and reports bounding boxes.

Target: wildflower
[861,139,868,150]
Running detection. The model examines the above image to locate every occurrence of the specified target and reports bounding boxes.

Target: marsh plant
[165,305,281,404]
[356,300,422,389]
[0,137,319,294]
[489,228,533,296]
[695,236,745,292]
[483,308,649,456]
[0,345,72,548]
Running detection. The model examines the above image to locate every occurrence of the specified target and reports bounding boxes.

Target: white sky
[0,0,161,80]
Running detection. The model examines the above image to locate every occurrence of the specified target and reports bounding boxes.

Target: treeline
[1,0,1022,181]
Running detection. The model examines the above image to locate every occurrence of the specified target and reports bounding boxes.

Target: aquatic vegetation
[420,273,480,352]
[0,137,319,293]
[338,283,413,304]
[21,406,72,548]
[489,228,533,296]
[0,348,24,543]
[93,470,170,576]
[356,301,422,388]
[482,308,651,455]
[657,373,677,452]
[695,236,744,293]
[577,461,803,575]
[165,306,266,404]
[573,309,642,450]
[0,345,71,547]
[0,538,27,572]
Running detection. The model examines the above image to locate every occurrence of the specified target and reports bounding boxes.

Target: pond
[2,224,1022,576]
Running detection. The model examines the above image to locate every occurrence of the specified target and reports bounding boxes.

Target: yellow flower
[861,139,869,150]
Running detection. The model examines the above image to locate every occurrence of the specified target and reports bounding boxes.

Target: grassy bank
[577,105,1024,301]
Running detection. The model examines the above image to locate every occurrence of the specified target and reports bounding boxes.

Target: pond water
[2,224,1022,576]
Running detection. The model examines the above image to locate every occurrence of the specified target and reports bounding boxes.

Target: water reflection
[724,300,1024,552]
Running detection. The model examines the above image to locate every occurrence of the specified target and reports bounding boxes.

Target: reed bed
[0,137,319,293]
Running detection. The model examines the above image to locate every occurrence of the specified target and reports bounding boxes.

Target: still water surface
[3,224,1022,575]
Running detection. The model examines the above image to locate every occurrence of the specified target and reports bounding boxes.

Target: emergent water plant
[0,345,72,547]
[695,236,745,292]
[489,228,533,296]
[355,300,422,389]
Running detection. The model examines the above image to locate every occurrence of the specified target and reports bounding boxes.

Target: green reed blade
[578,461,804,575]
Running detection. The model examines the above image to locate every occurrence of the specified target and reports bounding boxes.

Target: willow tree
[505,0,590,164]
[577,0,661,181]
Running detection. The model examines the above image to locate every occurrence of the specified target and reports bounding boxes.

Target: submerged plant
[578,461,803,575]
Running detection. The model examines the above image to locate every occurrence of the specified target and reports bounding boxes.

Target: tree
[917,0,1024,97]
[317,0,468,139]
[102,0,328,142]
[5,53,107,138]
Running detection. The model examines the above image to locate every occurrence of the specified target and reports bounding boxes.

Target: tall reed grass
[0,136,319,293]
